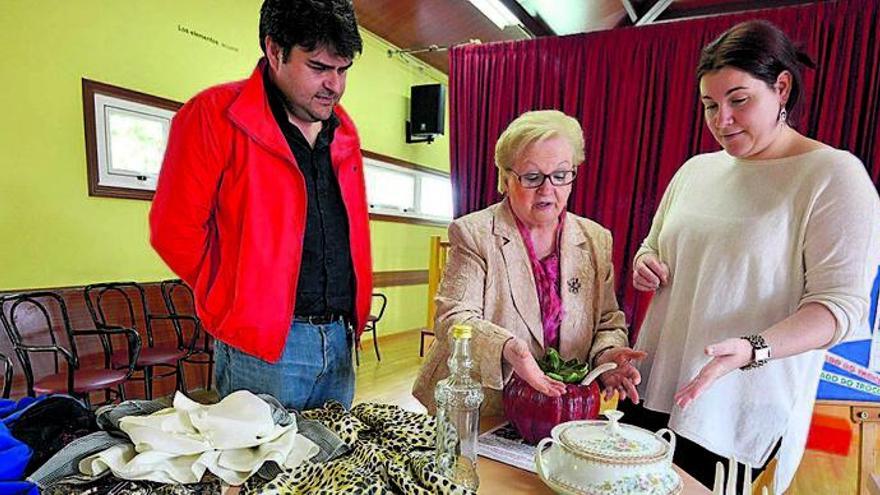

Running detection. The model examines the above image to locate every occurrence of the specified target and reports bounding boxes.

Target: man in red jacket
[150,0,372,410]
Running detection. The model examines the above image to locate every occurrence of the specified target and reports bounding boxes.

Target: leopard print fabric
[245,402,476,495]
[41,474,223,495]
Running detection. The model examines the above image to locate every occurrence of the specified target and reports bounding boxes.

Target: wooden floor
[787,401,867,495]
[353,330,430,413]
[356,330,870,494]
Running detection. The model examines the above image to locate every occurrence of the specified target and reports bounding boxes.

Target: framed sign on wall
[82,78,182,200]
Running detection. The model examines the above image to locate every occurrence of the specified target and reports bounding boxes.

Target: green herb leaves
[537,348,590,384]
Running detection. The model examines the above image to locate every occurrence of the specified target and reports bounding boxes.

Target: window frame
[362,150,452,227]
[82,78,182,201]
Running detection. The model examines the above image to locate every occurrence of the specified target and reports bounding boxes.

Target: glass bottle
[434,323,484,491]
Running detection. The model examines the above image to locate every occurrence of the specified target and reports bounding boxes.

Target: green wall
[0,1,447,337]
[349,32,449,339]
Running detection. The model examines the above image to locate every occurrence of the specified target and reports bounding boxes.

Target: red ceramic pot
[502,373,601,444]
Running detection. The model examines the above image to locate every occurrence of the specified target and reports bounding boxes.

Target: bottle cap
[452,324,472,339]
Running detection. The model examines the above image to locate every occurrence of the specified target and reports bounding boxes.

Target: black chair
[356,293,387,366]
[84,282,192,400]
[0,291,140,406]
[0,351,13,399]
[160,279,214,390]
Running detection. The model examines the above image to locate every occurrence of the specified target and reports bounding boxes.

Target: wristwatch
[740,334,771,370]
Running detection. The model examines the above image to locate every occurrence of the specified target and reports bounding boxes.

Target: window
[419,174,454,218]
[362,150,453,225]
[83,79,182,200]
[364,166,416,212]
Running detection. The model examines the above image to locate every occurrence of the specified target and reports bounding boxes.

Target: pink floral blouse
[514,215,565,349]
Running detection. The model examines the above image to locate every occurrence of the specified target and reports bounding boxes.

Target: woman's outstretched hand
[596,347,648,402]
[503,337,567,397]
[674,338,752,409]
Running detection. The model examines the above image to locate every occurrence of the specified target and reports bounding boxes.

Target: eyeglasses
[505,168,578,189]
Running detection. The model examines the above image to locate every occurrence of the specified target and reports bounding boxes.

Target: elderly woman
[413,110,644,416]
[627,21,880,492]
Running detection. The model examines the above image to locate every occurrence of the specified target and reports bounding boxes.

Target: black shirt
[263,69,355,318]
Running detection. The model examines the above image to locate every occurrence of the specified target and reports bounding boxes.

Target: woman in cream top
[629,20,880,492]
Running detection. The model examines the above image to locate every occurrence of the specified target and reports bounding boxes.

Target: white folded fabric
[79,390,318,485]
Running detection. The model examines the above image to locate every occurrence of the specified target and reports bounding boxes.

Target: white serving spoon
[579,362,617,386]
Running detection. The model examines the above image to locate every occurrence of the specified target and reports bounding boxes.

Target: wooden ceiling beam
[619,0,640,23]
[498,0,555,37]
[660,0,821,21]
[635,0,675,25]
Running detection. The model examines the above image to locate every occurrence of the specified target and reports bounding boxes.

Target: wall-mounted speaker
[410,84,445,137]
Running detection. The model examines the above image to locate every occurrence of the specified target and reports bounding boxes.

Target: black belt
[292,314,348,325]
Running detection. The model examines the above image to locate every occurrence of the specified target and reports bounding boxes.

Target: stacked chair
[0,351,13,399]
[160,279,214,390]
[0,291,140,407]
[83,282,194,400]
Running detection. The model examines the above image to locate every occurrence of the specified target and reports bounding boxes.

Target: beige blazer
[412,200,629,415]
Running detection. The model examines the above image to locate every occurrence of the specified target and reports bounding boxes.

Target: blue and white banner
[870,264,880,371]
[817,265,880,402]
[820,370,880,398]
[825,352,880,387]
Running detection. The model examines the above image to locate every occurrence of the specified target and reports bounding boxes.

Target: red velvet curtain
[449,0,880,333]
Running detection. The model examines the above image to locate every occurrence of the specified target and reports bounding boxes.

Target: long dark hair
[697,20,815,121]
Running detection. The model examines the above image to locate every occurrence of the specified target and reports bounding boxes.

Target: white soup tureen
[535,410,681,495]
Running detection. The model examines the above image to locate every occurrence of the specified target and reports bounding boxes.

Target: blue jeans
[214,319,355,411]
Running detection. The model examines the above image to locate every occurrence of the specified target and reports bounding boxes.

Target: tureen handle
[655,428,677,462]
[579,362,617,387]
[602,409,624,435]
[534,437,556,482]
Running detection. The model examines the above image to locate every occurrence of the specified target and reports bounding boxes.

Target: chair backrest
[0,351,12,399]
[0,292,78,396]
[426,235,451,330]
[371,293,388,322]
[84,282,152,344]
[160,279,207,353]
[160,279,196,316]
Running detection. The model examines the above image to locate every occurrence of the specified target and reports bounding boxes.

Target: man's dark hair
[696,20,815,122]
[259,0,363,60]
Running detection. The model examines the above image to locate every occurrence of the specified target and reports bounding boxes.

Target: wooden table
[477,416,710,494]
[869,474,880,495]
[227,413,711,495]
[223,456,707,495]
[477,455,709,494]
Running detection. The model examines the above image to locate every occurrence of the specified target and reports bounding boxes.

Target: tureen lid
[554,410,669,464]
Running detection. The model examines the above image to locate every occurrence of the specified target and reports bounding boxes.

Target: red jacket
[150,60,373,363]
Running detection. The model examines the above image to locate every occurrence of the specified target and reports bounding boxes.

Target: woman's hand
[596,347,647,402]
[633,253,669,292]
[503,338,567,397]
[673,338,752,409]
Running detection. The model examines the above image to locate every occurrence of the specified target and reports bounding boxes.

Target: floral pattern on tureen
[581,471,680,495]
[558,410,666,462]
[571,431,650,455]
[536,410,681,495]
[547,467,682,495]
